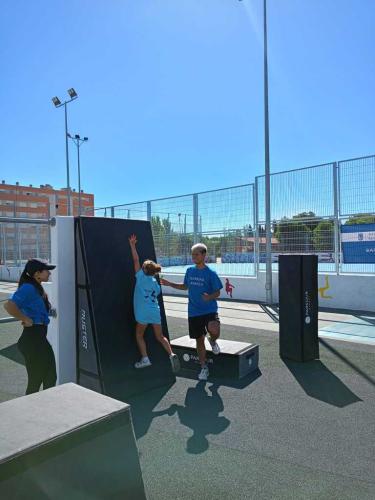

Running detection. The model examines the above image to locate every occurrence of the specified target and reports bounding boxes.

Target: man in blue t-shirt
[161,243,223,381]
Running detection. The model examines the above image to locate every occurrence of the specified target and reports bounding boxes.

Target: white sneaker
[198,366,209,381]
[135,357,152,369]
[208,336,220,355]
[170,354,181,373]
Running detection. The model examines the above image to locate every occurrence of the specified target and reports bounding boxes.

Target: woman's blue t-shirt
[133,270,161,325]
[183,266,223,317]
[10,283,50,325]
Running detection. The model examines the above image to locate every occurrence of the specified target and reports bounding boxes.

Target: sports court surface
[1,286,374,499]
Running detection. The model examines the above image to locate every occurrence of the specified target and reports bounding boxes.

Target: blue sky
[0,0,374,209]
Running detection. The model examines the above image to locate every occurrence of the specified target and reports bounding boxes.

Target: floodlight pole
[68,134,88,216]
[77,141,81,216]
[263,0,273,304]
[237,0,272,303]
[64,102,71,215]
[52,91,78,215]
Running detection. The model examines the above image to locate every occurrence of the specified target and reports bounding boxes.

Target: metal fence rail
[0,218,51,267]
[338,155,375,217]
[91,154,374,276]
[90,184,256,276]
[2,155,374,277]
[256,162,338,273]
[338,155,375,274]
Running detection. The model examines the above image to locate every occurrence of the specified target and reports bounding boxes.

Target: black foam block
[279,254,319,362]
[75,216,175,400]
[0,383,146,499]
[171,336,259,379]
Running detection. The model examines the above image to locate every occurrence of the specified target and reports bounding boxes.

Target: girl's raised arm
[129,234,141,273]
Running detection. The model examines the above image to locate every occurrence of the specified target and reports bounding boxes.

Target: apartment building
[0,181,94,218]
[0,181,94,265]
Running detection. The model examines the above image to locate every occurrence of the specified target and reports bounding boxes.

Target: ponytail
[18,270,51,313]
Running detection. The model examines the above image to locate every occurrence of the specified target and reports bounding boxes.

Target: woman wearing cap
[4,258,57,395]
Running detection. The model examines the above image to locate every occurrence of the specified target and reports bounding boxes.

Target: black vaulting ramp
[75,216,175,400]
[0,384,146,499]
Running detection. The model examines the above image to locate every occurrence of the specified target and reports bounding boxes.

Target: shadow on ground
[283,358,362,407]
[176,367,262,389]
[169,381,230,454]
[129,370,260,456]
[127,382,176,439]
[0,342,24,366]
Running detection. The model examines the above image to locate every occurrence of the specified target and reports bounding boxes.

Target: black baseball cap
[25,258,56,276]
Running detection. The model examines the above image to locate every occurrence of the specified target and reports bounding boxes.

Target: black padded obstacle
[0,384,146,499]
[279,254,319,362]
[171,336,259,379]
[75,216,175,400]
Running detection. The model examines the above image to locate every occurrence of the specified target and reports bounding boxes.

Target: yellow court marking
[318,275,333,299]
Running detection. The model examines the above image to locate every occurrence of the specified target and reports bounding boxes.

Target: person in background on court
[160,243,223,381]
[4,258,57,395]
[129,234,180,373]
[225,278,235,299]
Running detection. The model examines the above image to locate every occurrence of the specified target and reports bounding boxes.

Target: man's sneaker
[135,357,152,369]
[170,354,181,373]
[198,366,209,381]
[207,336,221,355]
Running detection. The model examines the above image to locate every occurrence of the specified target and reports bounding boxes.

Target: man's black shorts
[188,313,220,339]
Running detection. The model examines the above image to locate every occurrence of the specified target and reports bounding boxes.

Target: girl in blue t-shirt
[129,234,180,373]
[4,258,57,395]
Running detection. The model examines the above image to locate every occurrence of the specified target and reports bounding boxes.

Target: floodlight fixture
[52,96,62,107]
[67,88,78,98]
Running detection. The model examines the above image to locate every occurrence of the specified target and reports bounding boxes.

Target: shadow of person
[127,382,176,439]
[283,359,362,408]
[171,381,230,454]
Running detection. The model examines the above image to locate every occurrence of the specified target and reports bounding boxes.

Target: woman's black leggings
[17,325,57,395]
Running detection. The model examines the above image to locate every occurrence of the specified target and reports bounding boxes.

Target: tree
[345,214,375,225]
[312,220,334,251]
[273,211,337,252]
[292,212,322,232]
[275,216,312,252]
[151,216,175,257]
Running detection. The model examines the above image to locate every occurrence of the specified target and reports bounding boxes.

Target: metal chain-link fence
[92,154,374,276]
[2,154,373,277]
[0,220,51,267]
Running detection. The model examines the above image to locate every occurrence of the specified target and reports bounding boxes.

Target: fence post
[193,194,199,244]
[18,228,22,264]
[2,224,7,265]
[110,206,115,218]
[147,201,151,222]
[36,225,40,258]
[254,178,260,276]
[0,223,3,265]
[47,203,52,262]
[333,162,340,275]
